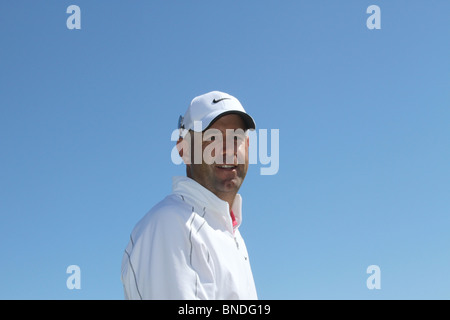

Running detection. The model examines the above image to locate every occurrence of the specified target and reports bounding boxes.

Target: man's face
[183,114,249,201]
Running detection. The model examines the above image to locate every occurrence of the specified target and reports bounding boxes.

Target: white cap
[178,91,256,134]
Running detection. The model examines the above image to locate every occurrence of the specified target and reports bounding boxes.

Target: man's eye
[204,135,216,142]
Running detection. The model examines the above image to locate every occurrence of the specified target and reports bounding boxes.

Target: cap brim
[199,110,256,132]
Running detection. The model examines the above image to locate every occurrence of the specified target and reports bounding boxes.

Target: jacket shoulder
[130,194,193,240]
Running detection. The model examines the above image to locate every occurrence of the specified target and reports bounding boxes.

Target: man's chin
[215,176,243,193]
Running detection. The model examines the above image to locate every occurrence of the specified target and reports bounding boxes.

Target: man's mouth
[216,165,237,170]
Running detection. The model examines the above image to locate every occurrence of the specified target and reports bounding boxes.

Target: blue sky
[0,1,449,299]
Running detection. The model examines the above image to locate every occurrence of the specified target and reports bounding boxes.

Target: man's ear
[176,136,191,165]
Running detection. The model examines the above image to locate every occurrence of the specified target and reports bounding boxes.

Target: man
[121,91,258,299]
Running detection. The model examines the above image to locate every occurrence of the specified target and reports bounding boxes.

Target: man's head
[176,91,256,207]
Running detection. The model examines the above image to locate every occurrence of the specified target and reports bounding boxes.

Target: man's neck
[186,170,237,211]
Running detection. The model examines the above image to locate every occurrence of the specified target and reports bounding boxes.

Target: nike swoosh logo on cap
[212,97,231,103]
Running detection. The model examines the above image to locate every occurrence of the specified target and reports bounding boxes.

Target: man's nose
[221,137,237,163]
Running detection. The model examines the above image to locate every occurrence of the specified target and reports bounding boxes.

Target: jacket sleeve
[121,207,216,300]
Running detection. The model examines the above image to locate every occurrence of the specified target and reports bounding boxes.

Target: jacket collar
[172,176,242,232]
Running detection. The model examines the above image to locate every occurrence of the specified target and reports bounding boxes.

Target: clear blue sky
[1,1,449,299]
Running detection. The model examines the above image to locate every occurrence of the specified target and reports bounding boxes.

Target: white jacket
[121,176,258,300]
